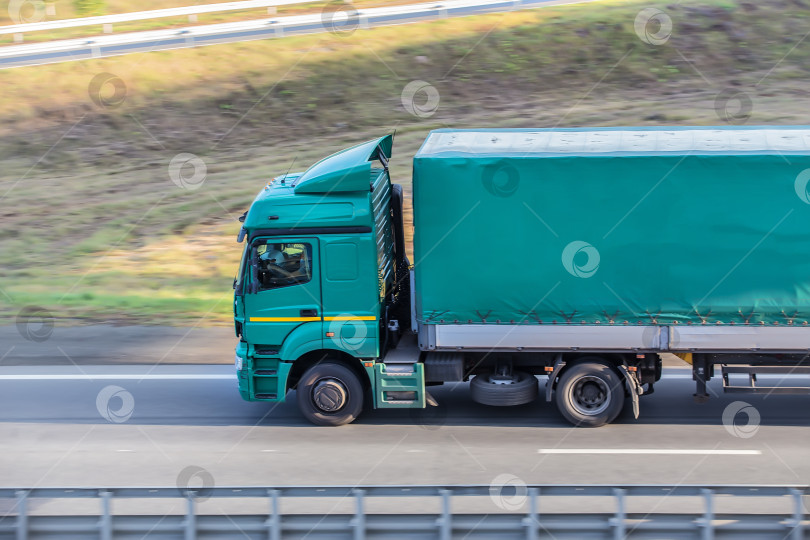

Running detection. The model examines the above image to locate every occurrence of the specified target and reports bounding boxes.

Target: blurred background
[0,0,807,328]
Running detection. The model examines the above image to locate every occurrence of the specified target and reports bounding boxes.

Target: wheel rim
[311,377,348,413]
[487,373,521,385]
[567,375,611,416]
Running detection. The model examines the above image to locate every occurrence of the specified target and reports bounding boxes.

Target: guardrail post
[15,490,27,540]
[699,488,714,540]
[789,488,804,540]
[99,490,112,540]
[610,488,626,540]
[437,489,452,540]
[351,489,366,540]
[185,495,196,540]
[523,487,539,540]
[267,489,281,540]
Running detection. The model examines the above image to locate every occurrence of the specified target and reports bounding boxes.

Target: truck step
[721,365,810,395]
[373,363,425,409]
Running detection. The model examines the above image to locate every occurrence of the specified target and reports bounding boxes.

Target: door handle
[300,309,318,317]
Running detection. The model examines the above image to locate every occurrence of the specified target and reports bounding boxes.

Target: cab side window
[255,242,313,291]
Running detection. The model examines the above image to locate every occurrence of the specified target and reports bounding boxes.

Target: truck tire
[296,362,363,426]
[470,371,538,406]
[555,362,624,427]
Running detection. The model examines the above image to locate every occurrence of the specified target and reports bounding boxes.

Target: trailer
[233,126,810,426]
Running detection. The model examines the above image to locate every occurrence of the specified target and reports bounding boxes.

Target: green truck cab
[235,127,810,427]
[233,135,418,425]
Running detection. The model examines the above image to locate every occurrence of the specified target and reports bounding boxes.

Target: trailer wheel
[470,371,538,406]
[296,362,363,426]
[555,362,624,427]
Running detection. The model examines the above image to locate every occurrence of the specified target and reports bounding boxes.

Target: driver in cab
[259,243,284,265]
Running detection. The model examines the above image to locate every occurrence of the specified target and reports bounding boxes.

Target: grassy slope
[1,0,809,325]
[1,0,257,24]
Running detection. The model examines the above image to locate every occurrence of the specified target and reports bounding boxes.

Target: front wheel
[555,362,624,427]
[296,362,364,426]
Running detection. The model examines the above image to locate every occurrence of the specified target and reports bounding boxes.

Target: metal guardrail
[0,484,808,539]
[0,0,314,37]
[0,0,597,69]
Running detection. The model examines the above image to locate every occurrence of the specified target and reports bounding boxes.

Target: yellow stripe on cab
[249,315,377,322]
[249,317,321,322]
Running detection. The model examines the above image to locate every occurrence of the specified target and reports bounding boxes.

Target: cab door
[242,238,322,352]
[320,235,380,358]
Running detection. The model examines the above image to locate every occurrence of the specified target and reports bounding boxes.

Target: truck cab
[233,135,418,425]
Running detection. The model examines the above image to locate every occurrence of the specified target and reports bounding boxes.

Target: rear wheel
[555,362,624,427]
[296,362,363,426]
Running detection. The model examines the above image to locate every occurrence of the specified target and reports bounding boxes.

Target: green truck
[233,126,810,427]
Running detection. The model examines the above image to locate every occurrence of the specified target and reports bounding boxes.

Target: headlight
[235,354,243,371]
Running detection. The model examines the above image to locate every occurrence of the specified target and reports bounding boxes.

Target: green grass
[1,0,250,25]
[1,0,809,325]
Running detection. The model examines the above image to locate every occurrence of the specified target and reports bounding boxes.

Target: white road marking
[0,374,235,380]
[538,449,761,455]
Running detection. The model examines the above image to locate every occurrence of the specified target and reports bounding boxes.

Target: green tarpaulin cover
[412,126,810,326]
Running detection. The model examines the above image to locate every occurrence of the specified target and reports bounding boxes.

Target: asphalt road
[1,364,809,490]
[0,325,235,365]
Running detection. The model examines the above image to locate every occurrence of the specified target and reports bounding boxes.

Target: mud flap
[545,354,565,402]
[618,365,641,419]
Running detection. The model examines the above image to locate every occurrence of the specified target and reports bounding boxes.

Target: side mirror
[247,247,260,294]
